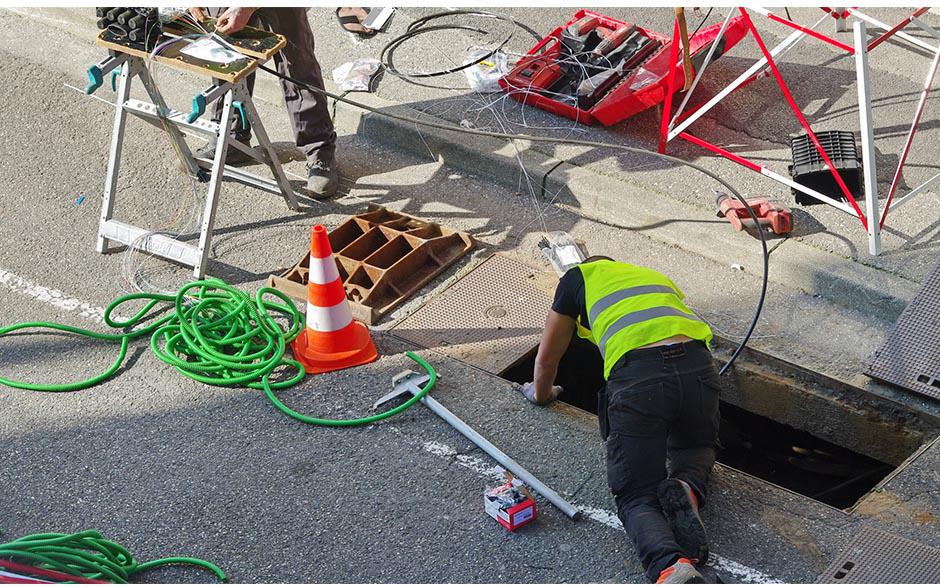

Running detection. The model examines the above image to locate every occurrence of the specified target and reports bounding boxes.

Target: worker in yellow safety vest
[520,256,719,584]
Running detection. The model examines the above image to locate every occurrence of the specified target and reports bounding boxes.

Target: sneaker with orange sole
[656,558,705,584]
[658,478,709,563]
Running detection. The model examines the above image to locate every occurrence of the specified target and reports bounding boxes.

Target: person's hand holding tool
[188,7,207,22]
[216,7,256,34]
[516,382,563,406]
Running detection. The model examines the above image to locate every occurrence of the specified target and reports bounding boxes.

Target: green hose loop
[0,530,226,583]
[0,279,437,428]
[263,351,437,426]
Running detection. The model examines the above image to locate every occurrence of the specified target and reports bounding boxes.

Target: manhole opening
[500,340,895,510]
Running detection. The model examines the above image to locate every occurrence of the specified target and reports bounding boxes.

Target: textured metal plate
[818,525,940,583]
[866,259,940,400]
[389,255,552,374]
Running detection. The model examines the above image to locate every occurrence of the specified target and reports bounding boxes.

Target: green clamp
[110,69,120,92]
[187,94,207,123]
[85,65,103,95]
[232,101,248,131]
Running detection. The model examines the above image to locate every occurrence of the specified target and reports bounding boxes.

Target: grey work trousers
[209,7,336,164]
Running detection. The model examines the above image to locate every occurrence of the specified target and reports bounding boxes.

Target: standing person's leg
[255,7,338,197]
[660,342,720,563]
[605,357,687,582]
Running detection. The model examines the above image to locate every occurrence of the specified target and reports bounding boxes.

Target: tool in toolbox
[498,10,749,126]
[484,472,538,532]
[374,370,580,519]
[85,20,299,278]
[503,11,662,115]
[715,192,793,235]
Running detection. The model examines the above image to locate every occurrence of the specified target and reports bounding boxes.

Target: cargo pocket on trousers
[606,433,632,495]
[597,385,609,441]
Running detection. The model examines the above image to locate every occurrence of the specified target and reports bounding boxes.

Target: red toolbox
[499,10,748,126]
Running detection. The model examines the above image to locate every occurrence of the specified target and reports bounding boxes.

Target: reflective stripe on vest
[577,260,712,379]
[588,285,679,325]
[597,306,703,356]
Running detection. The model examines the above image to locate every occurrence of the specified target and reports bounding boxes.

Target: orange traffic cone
[291,225,378,374]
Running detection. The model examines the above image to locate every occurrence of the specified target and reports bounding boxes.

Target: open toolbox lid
[499,10,748,126]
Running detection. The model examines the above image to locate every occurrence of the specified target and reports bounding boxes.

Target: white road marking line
[0,269,109,323]
[415,435,782,584]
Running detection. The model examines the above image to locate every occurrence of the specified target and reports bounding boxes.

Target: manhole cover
[390,255,553,374]
[866,258,940,400]
[818,525,940,583]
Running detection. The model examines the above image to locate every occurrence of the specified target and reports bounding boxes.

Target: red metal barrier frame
[659,7,868,226]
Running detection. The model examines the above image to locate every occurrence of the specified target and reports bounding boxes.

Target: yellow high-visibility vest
[574,260,713,379]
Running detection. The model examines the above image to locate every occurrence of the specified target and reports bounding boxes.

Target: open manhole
[501,341,894,510]
[395,254,929,510]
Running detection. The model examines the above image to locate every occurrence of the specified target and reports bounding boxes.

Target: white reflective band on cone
[307,300,353,332]
[308,256,341,285]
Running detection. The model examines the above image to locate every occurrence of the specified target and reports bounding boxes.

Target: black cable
[381,24,493,78]
[258,64,768,375]
[690,7,714,38]
[380,10,542,79]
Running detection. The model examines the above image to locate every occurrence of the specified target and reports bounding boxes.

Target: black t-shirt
[551,267,590,329]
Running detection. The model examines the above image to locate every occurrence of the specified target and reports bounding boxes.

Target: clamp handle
[110,69,120,92]
[85,65,103,95]
[232,101,248,131]
[187,94,207,123]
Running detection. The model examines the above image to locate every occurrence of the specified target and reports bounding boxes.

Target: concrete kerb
[33,6,918,318]
[353,101,918,318]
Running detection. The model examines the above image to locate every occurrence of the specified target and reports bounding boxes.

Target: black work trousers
[597,340,720,582]
[209,7,337,164]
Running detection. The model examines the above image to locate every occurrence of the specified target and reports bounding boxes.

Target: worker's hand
[517,382,563,406]
[187,7,207,22]
[215,7,257,34]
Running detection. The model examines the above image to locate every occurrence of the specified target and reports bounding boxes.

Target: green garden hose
[0,279,435,426]
[0,529,226,583]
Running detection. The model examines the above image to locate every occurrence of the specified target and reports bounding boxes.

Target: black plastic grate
[788,130,862,205]
[818,525,940,583]
[866,258,940,401]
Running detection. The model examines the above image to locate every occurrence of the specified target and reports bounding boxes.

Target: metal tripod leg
[234,86,300,210]
[96,60,135,254]
[193,90,235,278]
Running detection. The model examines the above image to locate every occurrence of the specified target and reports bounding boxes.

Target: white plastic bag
[331,58,381,92]
[464,46,513,93]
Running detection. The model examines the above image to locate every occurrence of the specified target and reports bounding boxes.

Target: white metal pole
[404,380,580,519]
[854,21,882,255]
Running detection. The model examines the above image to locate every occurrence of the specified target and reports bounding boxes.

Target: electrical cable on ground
[0,279,436,426]
[256,63,769,375]
[380,10,541,79]
[0,530,225,583]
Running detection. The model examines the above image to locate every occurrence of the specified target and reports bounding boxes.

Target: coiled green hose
[0,279,435,426]
[0,530,226,583]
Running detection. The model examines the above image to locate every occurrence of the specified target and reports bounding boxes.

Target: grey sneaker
[656,559,705,584]
[194,135,254,166]
[658,479,708,564]
[306,159,339,199]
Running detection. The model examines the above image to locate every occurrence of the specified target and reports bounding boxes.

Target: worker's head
[582,255,614,264]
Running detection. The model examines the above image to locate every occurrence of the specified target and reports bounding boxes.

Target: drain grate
[389,255,552,374]
[818,525,940,583]
[865,259,940,401]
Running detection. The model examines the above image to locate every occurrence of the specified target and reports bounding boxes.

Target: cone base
[291,322,379,375]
